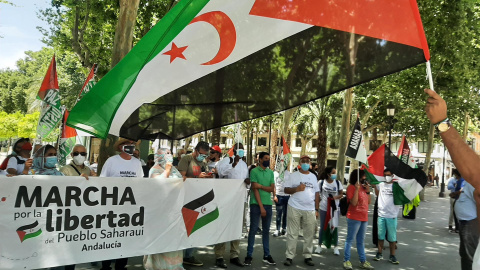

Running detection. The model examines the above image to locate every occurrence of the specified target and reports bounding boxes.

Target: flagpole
[426,61,435,91]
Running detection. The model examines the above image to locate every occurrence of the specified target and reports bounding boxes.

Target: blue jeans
[247,204,272,257]
[275,195,289,231]
[344,218,368,263]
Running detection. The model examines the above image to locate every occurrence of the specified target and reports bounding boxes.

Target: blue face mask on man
[45,156,58,168]
[301,163,310,171]
[196,153,207,162]
[237,149,245,158]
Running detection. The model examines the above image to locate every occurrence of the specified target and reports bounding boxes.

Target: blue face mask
[330,174,337,180]
[196,154,207,162]
[45,156,58,168]
[301,163,310,171]
[237,149,245,158]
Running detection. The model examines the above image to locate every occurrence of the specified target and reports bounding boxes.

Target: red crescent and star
[201,207,206,214]
[162,11,237,65]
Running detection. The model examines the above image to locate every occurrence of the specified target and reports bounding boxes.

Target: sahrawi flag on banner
[67,0,431,141]
[365,144,428,205]
[37,55,62,138]
[182,189,219,236]
[345,117,368,164]
[57,111,77,166]
[16,220,42,243]
[275,136,292,182]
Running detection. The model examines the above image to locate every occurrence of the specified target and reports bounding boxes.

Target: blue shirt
[455,177,466,192]
[447,177,457,193]
[454,182,477,221]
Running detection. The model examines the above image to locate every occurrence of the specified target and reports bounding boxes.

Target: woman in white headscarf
[144,148,184,270]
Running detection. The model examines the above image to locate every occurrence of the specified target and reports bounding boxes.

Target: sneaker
[284,258,293,266]
[256,228,262,235]
[314,245,322,254]
[273,230,279,237]
[216,258,227,268]
[373,252,383,261]
[304,258,315,266]
[263,255,276,265]
[184,256,203,266]
[230,257,244,267]
[244,256,252,266]
[334,247,340,256]
[281,228,287,235]
[449,225,453,231]
[360,261,374,269]
[343,261,353,270]
[389,255,399,264]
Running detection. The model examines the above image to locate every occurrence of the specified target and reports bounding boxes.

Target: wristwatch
[435,118,452,133]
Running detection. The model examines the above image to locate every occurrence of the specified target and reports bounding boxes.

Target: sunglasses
[73,152,87,156]
[210,151,219,154]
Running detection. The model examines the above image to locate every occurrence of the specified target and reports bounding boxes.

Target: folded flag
[182,189,219,236]
[397,135,421,209]
[58,111,77,166]
[16,221,42,242]
[322,197,338,249]
[275,136,292,181]
[364,144,427,205]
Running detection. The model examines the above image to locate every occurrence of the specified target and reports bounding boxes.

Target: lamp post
[386,103,395,147]
[439,144,446,197]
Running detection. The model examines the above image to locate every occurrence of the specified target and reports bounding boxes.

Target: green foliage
[17,112,40,139]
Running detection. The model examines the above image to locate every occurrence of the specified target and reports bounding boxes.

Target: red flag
[77,64,97,101]
[37,55,59,101]
[227,145,234,157]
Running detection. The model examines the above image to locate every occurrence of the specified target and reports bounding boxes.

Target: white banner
[0,176,245,269]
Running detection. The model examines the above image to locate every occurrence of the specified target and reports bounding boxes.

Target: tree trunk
[98,0,140,174]
[211,128,221,145]
[184,136,192,151]
[270,129,279,169]
[300,138,307,156]
[336,88,354,184]
[282,108,297,139]
[248,128,254,165]
[317,114,327,175]
[421,124,435,200]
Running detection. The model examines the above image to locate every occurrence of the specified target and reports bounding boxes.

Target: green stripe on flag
[190,207,219,235]
[67,0,210,138]
[364,169,381,185]
[24,229,42,242]
[392,182,410,205]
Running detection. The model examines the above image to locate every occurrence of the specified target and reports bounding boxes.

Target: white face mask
[385,176,393,183]
[73,155,86,166]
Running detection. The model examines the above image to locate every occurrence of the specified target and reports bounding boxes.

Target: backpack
[0,155,24,170]
[339,196,349,216]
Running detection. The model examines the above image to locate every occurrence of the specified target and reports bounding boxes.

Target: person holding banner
[214,143,249,268]
[60,144,96,178]
[100,138,143,270]
[5,138,33,175]
[144,148,185,270]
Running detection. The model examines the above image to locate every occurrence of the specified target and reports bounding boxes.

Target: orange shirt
[346,185,369,221]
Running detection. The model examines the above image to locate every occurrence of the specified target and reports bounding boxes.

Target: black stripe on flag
[384,146,428,187]
[183,189,215,210]
[16,220,39,231]
[345,118,362,159]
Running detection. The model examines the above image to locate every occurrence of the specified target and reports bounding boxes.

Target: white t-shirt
[319,179,343,211]
[284,171,320,211]
[207,160,220,172]
[217,158,249,179]
[377,182,400,218]
[7,156,28,174]
[100,155,143,178]
[275,170,290,196]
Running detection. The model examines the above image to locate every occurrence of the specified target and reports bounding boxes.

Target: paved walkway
[73,186,459,270]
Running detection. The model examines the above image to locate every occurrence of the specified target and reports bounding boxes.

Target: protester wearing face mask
[60,144,96,178]
[177,141,213,267]
[4,138,33,175]
[207,145,222,176]
[283,155,320,267]
[372,169,400,265]
[100,138,143,270]
[316,167,343,256]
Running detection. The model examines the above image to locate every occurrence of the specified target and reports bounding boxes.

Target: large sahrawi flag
[58,111,77,166]
[365,144,428,205]
[67,0,430,141]
[37,56,62,138]
[345,117,368,164]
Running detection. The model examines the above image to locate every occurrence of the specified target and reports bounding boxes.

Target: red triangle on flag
[227,145,235,157]
[282,136,291,155]
[16,230,26,242]
[182,207,200,236]
[37,55,59,101]
[366,144,386,178]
